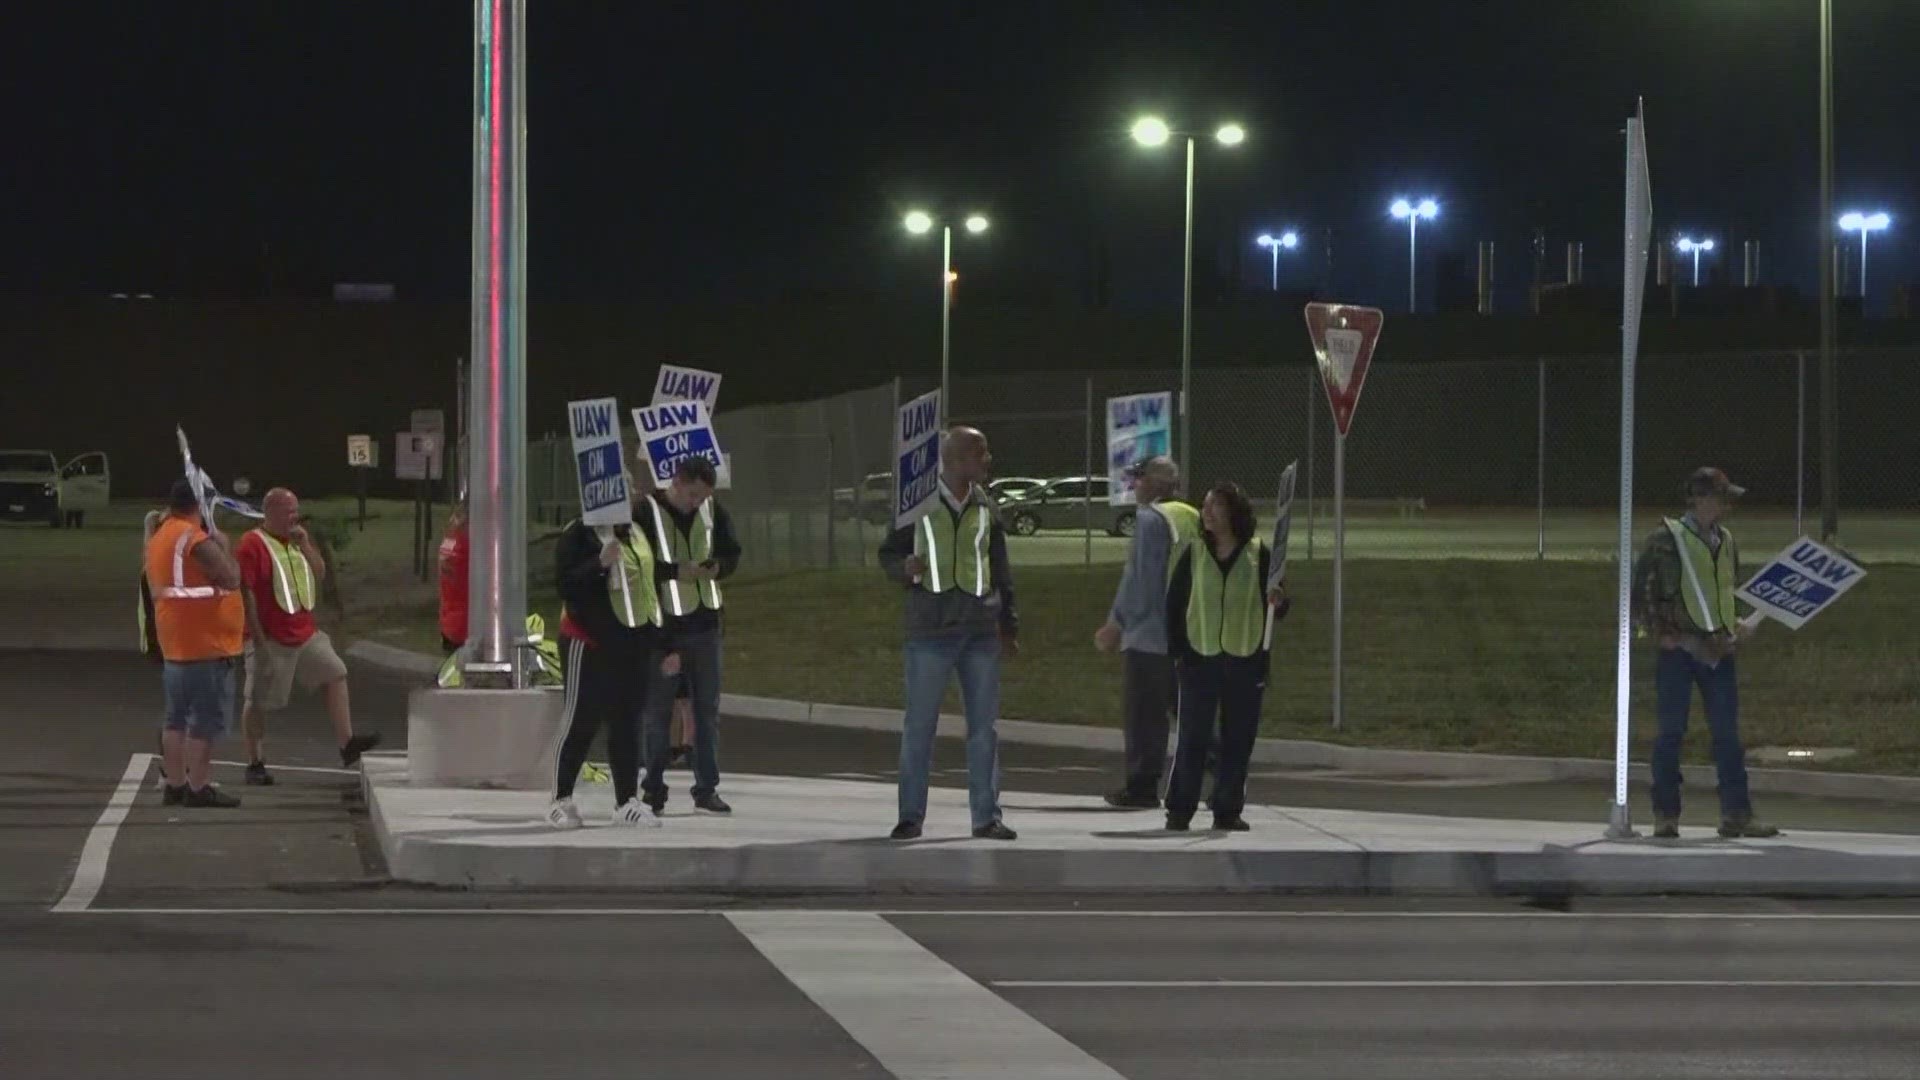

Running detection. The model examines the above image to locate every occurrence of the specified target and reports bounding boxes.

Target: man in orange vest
[144,479,247,807]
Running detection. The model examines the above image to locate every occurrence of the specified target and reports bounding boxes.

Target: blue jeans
[1650,648,1752,818]
[898,628,1002,830]
[163,658,237,741]
[643,629,722,801]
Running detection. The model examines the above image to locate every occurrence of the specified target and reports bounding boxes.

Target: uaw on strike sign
[1736,536,1866,630]
[632,400,725,487]
[568,397,632,528]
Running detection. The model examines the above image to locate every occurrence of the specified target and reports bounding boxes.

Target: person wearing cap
[1631,466,1778,839]
[1093,455,1200,808]
[144,478,246,808]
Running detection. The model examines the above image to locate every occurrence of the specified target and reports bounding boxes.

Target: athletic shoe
[244,762,275,786]
[339,733,382,768]
[184,785,241,808]
[693,792,732,815]
[1719,816,1782,839]
[545,797,585,830]
[612,800,663,829]
[162,784,188,806]
[669,745,692,770]
[889,821,922,841]
[1211,815,1251,832]
[1104,789,1160,810]
[1652,816,1680,840]
[971,821,1017,841]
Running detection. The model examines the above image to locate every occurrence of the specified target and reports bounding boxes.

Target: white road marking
[61,907,1920,919]
[728,911,1127,1080]
[997,979,1920,989]
[53,754,153,913]
[210,759,361,776]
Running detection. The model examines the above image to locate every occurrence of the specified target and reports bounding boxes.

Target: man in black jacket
[638,456,742,815]
[549,482,678,830]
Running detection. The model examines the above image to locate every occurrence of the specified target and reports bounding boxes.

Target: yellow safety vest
[647,497,722,616]
[913,498,994,597]
[1151,500,1201,579]
[437,614,565,688]
[604,527,664,629]
[253,530,315,614]
[1186,537,1267,658]
[1663,517,1739,634]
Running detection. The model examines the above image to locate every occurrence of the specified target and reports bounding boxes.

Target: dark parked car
[998,476,1135,537]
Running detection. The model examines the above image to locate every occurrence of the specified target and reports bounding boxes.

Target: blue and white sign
[1735,536,1866,630]
[632,400,725,487]
[568,397,632,527]
[893,388,942,529]
[651,364,724,413]
[1106,391,1172,506]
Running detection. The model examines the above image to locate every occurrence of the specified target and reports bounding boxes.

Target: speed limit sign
[347,434,374,468]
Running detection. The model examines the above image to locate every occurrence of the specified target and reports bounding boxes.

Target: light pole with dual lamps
[903,209,989,415]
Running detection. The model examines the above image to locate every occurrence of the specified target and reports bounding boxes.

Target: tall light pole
[1256,231,1299,291]
[1818,0,1838,541]
[1675,236,1716,286]
[904,209,989,417]
[1838,211,1891,302]
[1389,198,1439,312]
[1132,115,1245,475]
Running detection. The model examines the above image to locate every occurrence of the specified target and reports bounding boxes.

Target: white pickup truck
[0,450,111,528]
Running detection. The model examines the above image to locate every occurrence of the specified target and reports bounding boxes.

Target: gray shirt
[1107,504,1175,654]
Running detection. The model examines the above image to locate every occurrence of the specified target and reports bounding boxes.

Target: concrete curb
[345,641,1920,805]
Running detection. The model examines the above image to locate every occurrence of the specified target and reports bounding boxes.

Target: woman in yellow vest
[1163,482,1281,832]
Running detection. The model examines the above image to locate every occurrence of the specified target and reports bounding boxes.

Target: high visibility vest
[144,515,244,661]
[252,530,316,614]
[437,614,564,688]
[647,496,722,615]
[1150,500,1201,579]
[603,527,664,629]
[1663,517,1739,635]
[912,498,994,596]
[1186,536,1267,658]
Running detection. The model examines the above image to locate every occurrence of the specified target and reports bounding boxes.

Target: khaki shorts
[244,630,348,720]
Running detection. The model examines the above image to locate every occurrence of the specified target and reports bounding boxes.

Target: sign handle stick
[1331,430,1345,731]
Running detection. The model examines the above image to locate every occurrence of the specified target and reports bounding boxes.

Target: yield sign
[1304,302,1384,437]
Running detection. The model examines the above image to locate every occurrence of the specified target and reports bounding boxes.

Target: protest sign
[567,397,632,527]
[893,388,942,529]
[1106,391,1173,506]
[632,400,725,487]
[1735,536,1867,630]
[651,364,723,413]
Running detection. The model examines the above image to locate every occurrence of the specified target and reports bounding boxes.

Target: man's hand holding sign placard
[1736,536,1866,630]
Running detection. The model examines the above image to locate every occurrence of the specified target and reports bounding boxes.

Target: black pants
[1165,654,1267,819]
[1120,650,1176,797]
[643,628,723,803]
[553,637,652,806]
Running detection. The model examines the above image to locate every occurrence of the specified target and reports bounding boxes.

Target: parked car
[831,471,895,524]
[0,450,110,527]
[998,475,1135,537]
[986,476,1046,504]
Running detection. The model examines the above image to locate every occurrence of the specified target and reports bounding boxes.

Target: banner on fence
[893,388,942,529]
[1736,536,1866,630]
[632,400,725,488]
[1105,391,1172,506]
[567,397,632,527]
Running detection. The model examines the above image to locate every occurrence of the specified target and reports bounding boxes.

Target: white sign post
[1609,99,1654,840]
[892,388,942,529]
[1304,303,1384,732]
[1736,537,1866,629]
[1105,391,1174,506]
[632,400,725,488]
[567,398,633,528]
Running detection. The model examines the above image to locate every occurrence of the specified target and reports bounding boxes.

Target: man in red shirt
[439,504,470,653]
[236,487,380,784]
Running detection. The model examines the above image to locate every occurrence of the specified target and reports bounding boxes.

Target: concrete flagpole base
[406,687,566,790]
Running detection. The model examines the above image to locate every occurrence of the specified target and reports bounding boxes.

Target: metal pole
[1859,228,1869,303]
[1304,366,1316,561]
[941,225,952,422]
[1796,351,1807,537]
[454,356,467,505]
[1269,246,1278,291]
[1407,216,1418,313]
[1536,357,1546,560]
[1083,377,1093,567]
[463,0,529,687]
[1331,431,1345,730]
[1818,0,1839,542]
[825,433,836,570]
[1180,136,1195,478]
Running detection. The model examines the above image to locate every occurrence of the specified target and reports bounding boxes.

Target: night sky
[9,0,1918,312]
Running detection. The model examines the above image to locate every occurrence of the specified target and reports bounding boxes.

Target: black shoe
[1104,789,1160,810]
[890,821,923,841]
[1165,812,1193,832]
[339,733,381,768]
[1652,816,1680,840]
[1211,815,1251,832]
[185,785,241,808]
[1719,815,1782,839]
[162,783,188,806]
[972,821,1017,841]
[244,762,275,786]
[643,791,667,816]
[693,792,732,815]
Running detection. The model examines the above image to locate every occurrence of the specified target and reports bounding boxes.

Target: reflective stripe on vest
[599,526,663,629]
[253,530,315,614]
[1186,537,1266,658]
[1663,517,1738,634]
[913,499,992,597]
[647,497,721,616]
[1151,501,1201,579]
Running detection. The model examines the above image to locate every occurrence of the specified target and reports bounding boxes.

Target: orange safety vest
[144,514,245,661]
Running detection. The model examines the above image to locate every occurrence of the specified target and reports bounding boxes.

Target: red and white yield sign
[1304,302,1384,437]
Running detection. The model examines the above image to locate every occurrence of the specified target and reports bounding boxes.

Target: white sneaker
[545,797,585,830]
[612,799,663,828]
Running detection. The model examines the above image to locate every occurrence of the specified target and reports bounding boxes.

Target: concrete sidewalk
[363,757,1920,896]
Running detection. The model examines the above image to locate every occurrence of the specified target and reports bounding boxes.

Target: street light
[1389,198,1439,312]
[1838,211,1891,300]
[1130,114,1246,473]
[1255,231,1299,291]
[902,209,989,415]
[1674,235,1716,286]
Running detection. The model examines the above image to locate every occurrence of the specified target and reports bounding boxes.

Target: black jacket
[640,492,742,637]
[877,485,1018,640]
[554,519,665,656]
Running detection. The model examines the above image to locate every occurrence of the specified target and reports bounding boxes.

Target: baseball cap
[1685,467,1746,500]
[1123,455,1176,480]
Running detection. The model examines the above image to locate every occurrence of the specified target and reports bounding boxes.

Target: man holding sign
[1631,467,1779,839]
